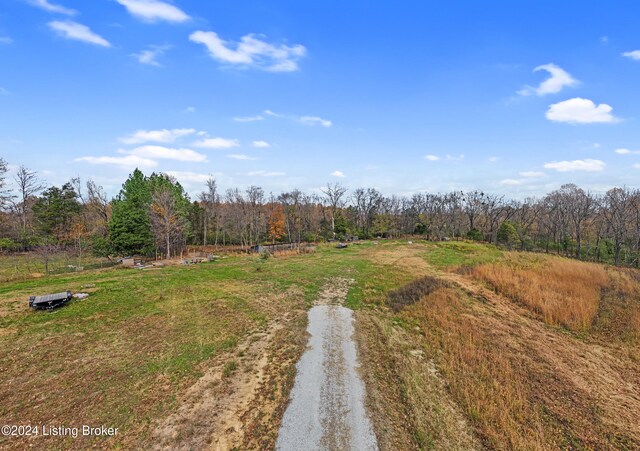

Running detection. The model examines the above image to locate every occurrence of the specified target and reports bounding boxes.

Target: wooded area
[2,157,640,266]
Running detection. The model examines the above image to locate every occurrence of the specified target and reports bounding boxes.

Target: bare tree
[0,158,12,209]
[13,165,45,232]
[321,182,347,238]
[199,176,218,246]
[86,179,110,236]
[603,187,632,265]
[150,187,186,259]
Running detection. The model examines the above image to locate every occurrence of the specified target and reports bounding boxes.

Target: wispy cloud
[424,154,440,161]
[120,128,196,144]
[193,137,239,149]
[622,50,640,61]
[330,170,345,178]
[166,171,222,184]
[0,37,12,44]
[48,21,111,47]
[247,170,285,177]
[446,154,464,161]
[131,44,171,67]
[546,98,618,124]
[518,63,578,96]
[500,179,522,186]
[115,0,190,23]
[227,154,258,160]
[543,159,605,172]
[189,31,306,72]
[234,115,264,122]
[614,148,640,155]
[299,116,332,127]
[252,140,271,148]
[28,0,76,15]
[119,145,207,162]
[259,110,332,128]
[75,155,157,168]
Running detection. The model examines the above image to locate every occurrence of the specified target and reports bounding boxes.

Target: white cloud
[488,156,499,162]
[184,106,196,113]
[546,98,618,124]
[115,0,190,23]
[193,137,239,149]
[264,110,282,117]
[247,170,285,177]
[446,154,464,161]
[120,128,196,144]
[424,154,440,161]
[299,116,332,127]
[0,37,12,44]
[252,140,270,148]
[634,164,640,169]
[234,115,263,122]
[330,170,345,178]
[75,155,157,168]
[48,21,111,47]
[132,45,171,67]
[28,0,76,15]
[227,154,258,160]
[622,50,640,61]
[615,148,640,155]
[518,63,578,96]
[519,171,545,178]
[500,179,522,186]
[543,159,605,172]
[121,145,207,162]
[165,171,218,184]
[189,31,306,72]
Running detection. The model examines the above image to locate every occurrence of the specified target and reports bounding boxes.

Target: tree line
[1,157,640,267]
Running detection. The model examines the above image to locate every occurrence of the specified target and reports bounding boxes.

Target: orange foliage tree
[268,204,286,244]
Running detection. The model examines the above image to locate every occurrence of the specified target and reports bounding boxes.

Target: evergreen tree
[32,182,81,240]
[109,169,154,255]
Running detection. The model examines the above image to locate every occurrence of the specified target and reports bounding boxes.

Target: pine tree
[109,169,154,255]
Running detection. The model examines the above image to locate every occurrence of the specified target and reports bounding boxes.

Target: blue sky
[1,0,640,199]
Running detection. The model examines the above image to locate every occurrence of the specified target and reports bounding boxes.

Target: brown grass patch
[469,254,610,332]
[401,285,640,449]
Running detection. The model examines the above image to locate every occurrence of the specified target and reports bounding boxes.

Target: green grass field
[0,241,417,448]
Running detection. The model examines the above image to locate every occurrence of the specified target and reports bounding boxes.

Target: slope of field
[358,242,640,450]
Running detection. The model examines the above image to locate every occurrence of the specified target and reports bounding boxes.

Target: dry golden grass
[404,287,551,449]
[399,286,640,449]
[470,254,611,332]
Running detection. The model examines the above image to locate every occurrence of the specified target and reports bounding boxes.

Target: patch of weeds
[223,360,238,378]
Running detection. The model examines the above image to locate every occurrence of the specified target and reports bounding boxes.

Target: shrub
[466,228,483,241]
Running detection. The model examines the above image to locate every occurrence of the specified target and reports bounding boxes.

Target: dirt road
[276,279,378,450]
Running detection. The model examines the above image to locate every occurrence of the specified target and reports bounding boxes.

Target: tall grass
[470,255,610,332]
[404,287,552,449]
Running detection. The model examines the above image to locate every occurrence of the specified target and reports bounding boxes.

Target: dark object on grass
[336,243,348,249]
[387,276,446,312]
[29,291,72,310]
